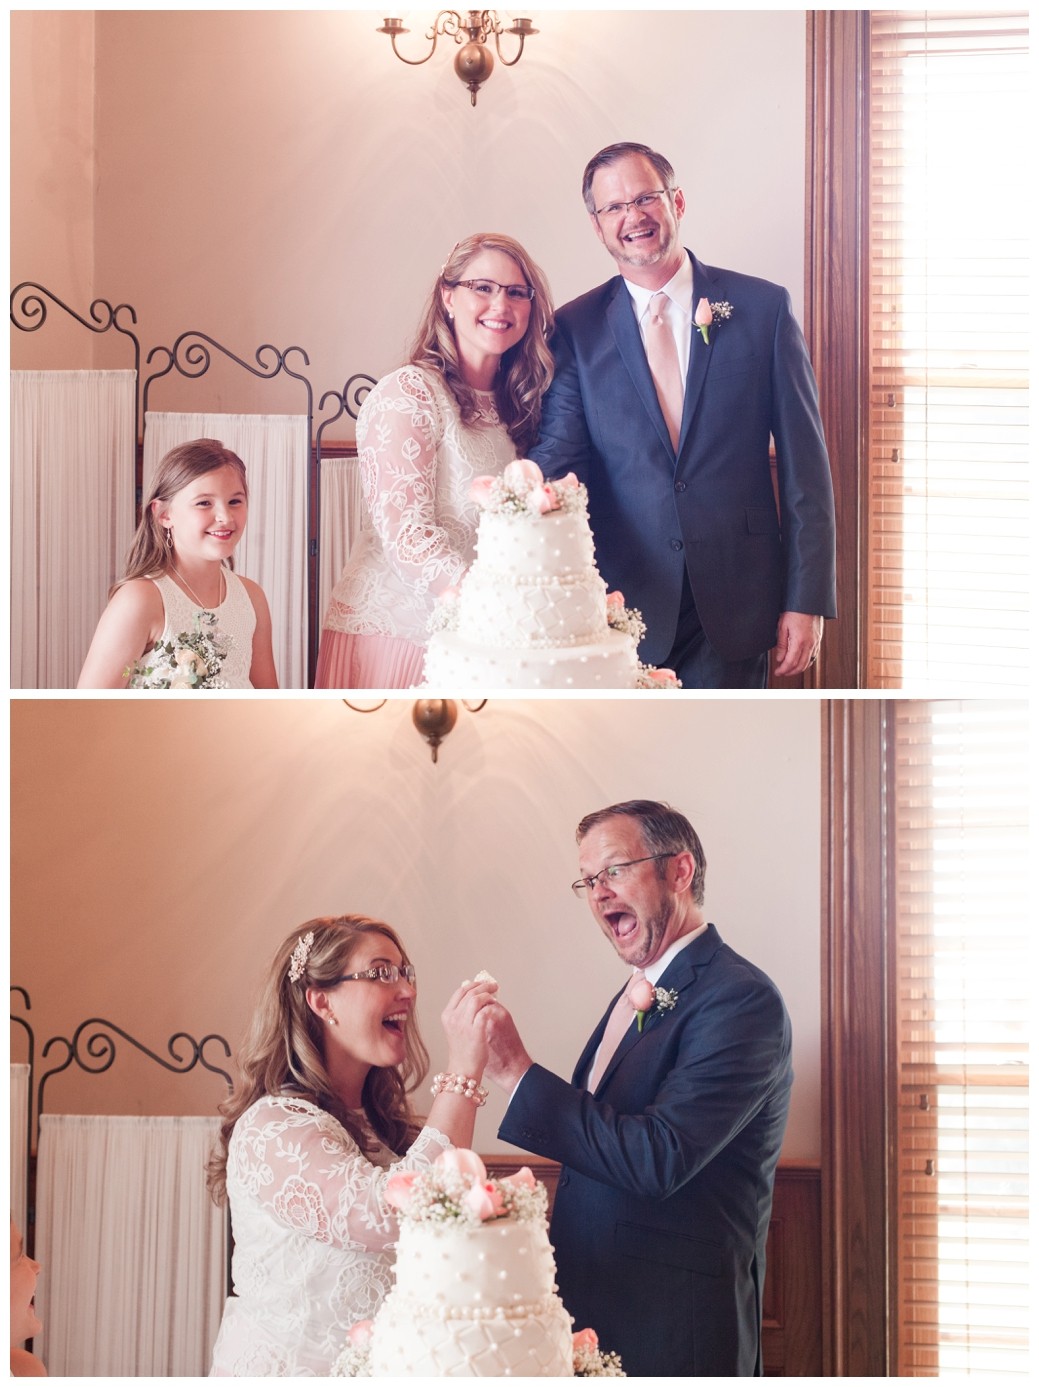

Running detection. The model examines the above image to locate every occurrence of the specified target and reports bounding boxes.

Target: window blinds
[892,700,1029,1373]
[866,13,1030,690]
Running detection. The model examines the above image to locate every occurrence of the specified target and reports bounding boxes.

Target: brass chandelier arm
[376,11,537,103]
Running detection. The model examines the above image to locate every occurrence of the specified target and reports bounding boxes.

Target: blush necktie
[588,972,644,1092]
[645,292,684,450]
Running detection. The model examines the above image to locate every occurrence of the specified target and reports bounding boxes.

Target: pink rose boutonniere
[629,977,680,1033]
[694,297,734,346]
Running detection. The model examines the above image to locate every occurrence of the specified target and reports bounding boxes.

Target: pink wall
[10,10,96,367]
[10,697,823,1160]
[11,9,808,425]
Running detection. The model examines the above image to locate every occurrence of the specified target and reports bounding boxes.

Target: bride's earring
[164,527,173,552]
[327,1016,337,1027]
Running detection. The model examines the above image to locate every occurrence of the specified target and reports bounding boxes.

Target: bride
[206,915,497,1376]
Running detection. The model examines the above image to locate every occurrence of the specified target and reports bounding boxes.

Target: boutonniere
[694,297,733,345]
[629,977,680,1033]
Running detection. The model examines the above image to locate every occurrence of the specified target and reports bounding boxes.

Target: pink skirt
[314,631,427,690]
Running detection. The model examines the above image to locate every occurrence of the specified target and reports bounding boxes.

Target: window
[822,699,1029,1374]
[891,700,1029,1372]
[866,13,1030,690]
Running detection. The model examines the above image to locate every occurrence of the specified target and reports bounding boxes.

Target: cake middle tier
[455,568,609,649]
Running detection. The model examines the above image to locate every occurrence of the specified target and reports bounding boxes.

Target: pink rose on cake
[639,666,681,688]
[436,1147,487,1181]
[527,483,561,515]
[502,458,544,490]
[468,475,498,507]
[502,1166,537,1190]
[384,1169,421,1210]
[464,1180,507,1221]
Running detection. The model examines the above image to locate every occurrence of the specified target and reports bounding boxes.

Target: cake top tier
[470,458,587,518]
[385,1147,548,1228]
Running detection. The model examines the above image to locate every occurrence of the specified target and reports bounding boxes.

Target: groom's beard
[609,896,676,970]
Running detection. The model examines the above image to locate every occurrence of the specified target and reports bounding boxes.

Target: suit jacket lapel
[605,281,677,455]
[591,926,722,1091]
[678,252,721,454]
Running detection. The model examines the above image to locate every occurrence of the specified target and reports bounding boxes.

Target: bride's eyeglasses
[330,964,417,986]
[447,278,536,302]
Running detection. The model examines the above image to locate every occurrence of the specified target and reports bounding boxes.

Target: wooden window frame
[821,699,897,1374]
[804,11,871,690]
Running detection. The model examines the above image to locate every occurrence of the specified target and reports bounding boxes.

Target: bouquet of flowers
[125,610,231,689]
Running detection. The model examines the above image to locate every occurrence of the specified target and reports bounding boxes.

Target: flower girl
[77,438,277,688]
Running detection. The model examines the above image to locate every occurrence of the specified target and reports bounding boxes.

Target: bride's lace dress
[209,1094,451,1376]
[321,364,516,643]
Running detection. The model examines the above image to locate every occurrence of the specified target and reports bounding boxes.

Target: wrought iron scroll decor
[11,281,377,687]
[10,281,142,471]
[10,986,234,1154]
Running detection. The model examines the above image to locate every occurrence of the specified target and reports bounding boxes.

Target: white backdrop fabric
[143,411,309,688]
[10,370,136,689]
[319,454,364,630]
[9,1064,30,1236]
[34,1113,226,1376]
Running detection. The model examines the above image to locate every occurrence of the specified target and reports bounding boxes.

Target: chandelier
[377,10,538,107]
[343,699,487,763]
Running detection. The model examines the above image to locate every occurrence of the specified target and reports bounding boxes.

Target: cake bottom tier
[423,630,639,690]
[370,1295,574,1377]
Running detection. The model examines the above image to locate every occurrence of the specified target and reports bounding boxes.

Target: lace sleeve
[230,1096,452,1252]
[357,368,470,597]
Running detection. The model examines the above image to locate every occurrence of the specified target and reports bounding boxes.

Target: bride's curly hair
[409,232,555,456]
[206,915,428,1206]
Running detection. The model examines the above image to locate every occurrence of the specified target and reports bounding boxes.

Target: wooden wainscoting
[485,1157,822,1377]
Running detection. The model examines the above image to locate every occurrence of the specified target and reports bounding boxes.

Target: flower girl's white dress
[149,572,255,689]
[208,1095,451,1376]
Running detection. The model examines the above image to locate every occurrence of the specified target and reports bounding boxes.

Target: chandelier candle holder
[377,10,538,106]
[343,698,487,763]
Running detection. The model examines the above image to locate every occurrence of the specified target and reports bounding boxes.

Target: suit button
[670,539,684,551]
[674,480,687,493]
[559,1174,570,1187]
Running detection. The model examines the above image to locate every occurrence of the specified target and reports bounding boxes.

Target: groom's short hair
[581,142,677,214]
[576,799,706,905]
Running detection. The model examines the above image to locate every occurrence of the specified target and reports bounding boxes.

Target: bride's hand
[441,977,499,1077]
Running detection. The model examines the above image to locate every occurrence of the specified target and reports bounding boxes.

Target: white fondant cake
[370,1217,574,1377]
[424,461,679,691]
[334,1150,624,1379]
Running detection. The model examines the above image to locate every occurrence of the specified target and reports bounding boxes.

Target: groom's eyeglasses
[593,189,673,222]
[447,278,536,302]
[571,853,677,896]
[330,965,417,986]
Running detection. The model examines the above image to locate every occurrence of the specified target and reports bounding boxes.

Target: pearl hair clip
[288,931,314,982]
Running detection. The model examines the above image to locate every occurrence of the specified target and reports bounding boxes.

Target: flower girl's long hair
[410,232,555,456]
[113,439,248,598]
[206,916,428,1206]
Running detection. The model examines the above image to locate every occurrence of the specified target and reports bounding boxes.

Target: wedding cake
[334,1148,623,1378]
[423,461,678,690]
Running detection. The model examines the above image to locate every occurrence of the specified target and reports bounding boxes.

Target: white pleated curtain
[34,1114,226,1377]
[9,1064,30,1236]
[319,454,365,629]
[10,370,136,689]
[143,412,309,688]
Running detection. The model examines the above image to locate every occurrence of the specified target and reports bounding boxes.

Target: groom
[531,142,837,687]
[483,800,793,1377]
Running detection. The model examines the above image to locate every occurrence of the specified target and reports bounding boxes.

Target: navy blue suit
[531,251,836,668]
[498,925,793,1377]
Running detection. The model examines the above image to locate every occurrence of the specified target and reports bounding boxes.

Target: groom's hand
[482,1003,534,1093]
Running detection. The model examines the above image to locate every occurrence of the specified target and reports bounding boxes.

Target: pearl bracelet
[430,1071,488,1107]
